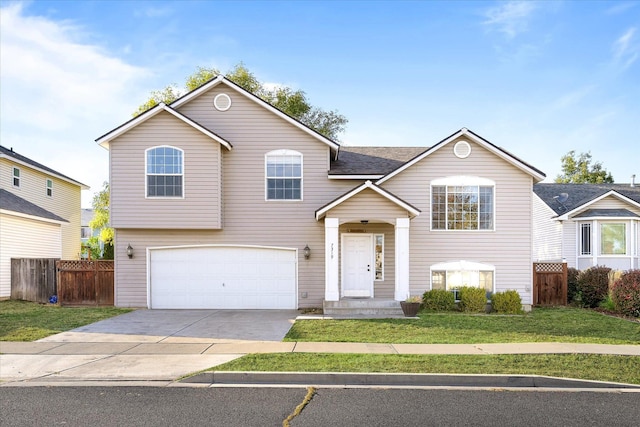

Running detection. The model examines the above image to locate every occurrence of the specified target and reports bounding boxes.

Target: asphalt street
[1,387,639,427]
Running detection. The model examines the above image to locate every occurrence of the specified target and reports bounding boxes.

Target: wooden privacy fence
[11,258,59,303]
[56,260,114,306]
[533,262,568,306]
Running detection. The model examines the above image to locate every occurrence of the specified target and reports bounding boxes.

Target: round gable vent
[213,93,232,111]
[454,140,471,159]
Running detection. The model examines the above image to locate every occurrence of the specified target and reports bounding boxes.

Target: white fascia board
[315,180,420,220]
[376,128,546,185]
[558,190,640,220]
[172,76,340,151]
[0,209,67,225]
[328,174,384,180]
[0,155,89,190]
[96,103,232,151]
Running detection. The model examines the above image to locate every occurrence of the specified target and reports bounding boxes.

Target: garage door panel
[149,246,297,309]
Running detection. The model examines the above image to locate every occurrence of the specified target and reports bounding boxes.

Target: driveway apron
[37,309,298,343]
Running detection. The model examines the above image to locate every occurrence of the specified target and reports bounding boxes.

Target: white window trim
[144,145,185,199]
[579,222,592,256]
[599,222,628,256]
[430,260,495,299]
[430,176,496,232]
[374,233,384,281]
[12,167,20,188]
[46,179,53,197]
[265,149,303,201]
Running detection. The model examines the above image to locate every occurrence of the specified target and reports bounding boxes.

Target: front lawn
[285,307,640,344]
[0,300,132,341]
[214,353,640,385]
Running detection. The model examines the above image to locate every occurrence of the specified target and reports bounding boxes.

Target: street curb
[180,372,640,389]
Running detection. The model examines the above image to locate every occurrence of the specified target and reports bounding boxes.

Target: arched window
[146,146,184,198]
[431,176,495,230]
[430,260,495,300]
[265,150,302,200]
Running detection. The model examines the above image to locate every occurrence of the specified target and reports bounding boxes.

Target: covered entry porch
[315,181,420,315]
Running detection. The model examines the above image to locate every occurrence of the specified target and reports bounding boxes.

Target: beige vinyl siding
[113,86,360,307]
[580,196,640,213]
[533,194,562,261]
[0,213,61,297]
[324,189,411,224]
[109,111,222,229]
[380,138,535,302]
[1,158,81,260]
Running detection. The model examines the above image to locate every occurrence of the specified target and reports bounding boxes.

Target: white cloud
[483,1,536,39]
[612,27,638,70]
[0,2,151,206]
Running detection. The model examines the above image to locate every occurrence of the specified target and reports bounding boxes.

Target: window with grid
[432,181,494,230]
[580,223,592,255]
[146,146,183,197]
[265,150,302,200]
[431,262,495,301]
[13,167,20,187]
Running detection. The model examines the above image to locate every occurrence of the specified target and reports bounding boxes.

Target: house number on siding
[331,243,334,259]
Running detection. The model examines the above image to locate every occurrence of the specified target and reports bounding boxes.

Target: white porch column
[395,217,410,301]
[325,217,340,301]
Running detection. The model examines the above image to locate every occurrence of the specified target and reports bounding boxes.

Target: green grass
[0,300,132,341]
[285,307,640,344]
[214,353,640,385]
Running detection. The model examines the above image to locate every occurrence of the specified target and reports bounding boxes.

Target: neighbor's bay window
[601,223,626,255]
[146,146,184,197]
[432,177,494,230]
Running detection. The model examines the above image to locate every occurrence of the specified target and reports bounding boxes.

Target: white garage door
[149,245,297,309]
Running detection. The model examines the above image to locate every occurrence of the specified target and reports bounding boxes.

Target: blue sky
[1,1,638,207]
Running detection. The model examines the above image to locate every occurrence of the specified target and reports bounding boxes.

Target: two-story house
[0,146,88,298]
[97,76,545,311]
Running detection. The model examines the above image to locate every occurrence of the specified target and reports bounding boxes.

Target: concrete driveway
[38,309,299,343]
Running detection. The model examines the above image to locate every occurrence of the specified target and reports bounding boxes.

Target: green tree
[88,182,114,259]
[555,151,614,184]
[134,63,347,141]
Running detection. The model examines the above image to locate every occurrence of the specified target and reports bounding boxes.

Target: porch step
[323,298,404,317]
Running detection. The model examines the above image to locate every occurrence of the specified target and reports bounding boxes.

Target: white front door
[342,234,373,297]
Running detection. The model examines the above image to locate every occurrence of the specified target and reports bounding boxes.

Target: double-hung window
[146,146,184,197]
[580,223,592,255]
[46,179,53,197]
[13,167,20,187]
[265,150,302,200]
[431,177,494,230]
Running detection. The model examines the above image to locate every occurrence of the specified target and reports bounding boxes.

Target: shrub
[421,289,455,311]
[491,290,523,314]
[457,287,487,313]
[567,267,580,303]
[577,266,611,308]
[611,269,640,317]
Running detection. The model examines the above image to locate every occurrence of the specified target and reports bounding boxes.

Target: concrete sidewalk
[2,339,639,386]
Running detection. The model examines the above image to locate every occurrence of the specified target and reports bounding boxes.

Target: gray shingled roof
[0,145,87,187]
[533,183,640,215]
[573,209,639,218]
[0,189,68,222]
[330,147,427,175]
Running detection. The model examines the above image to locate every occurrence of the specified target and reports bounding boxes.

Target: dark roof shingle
[330,147,427,175]
[533,183,640,215]
[0,189,68,222]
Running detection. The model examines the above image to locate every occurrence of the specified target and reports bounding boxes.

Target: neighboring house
[81,208,96,244]
[0,145,88,298]
[533,182,640,271]
[97,75,545,311]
